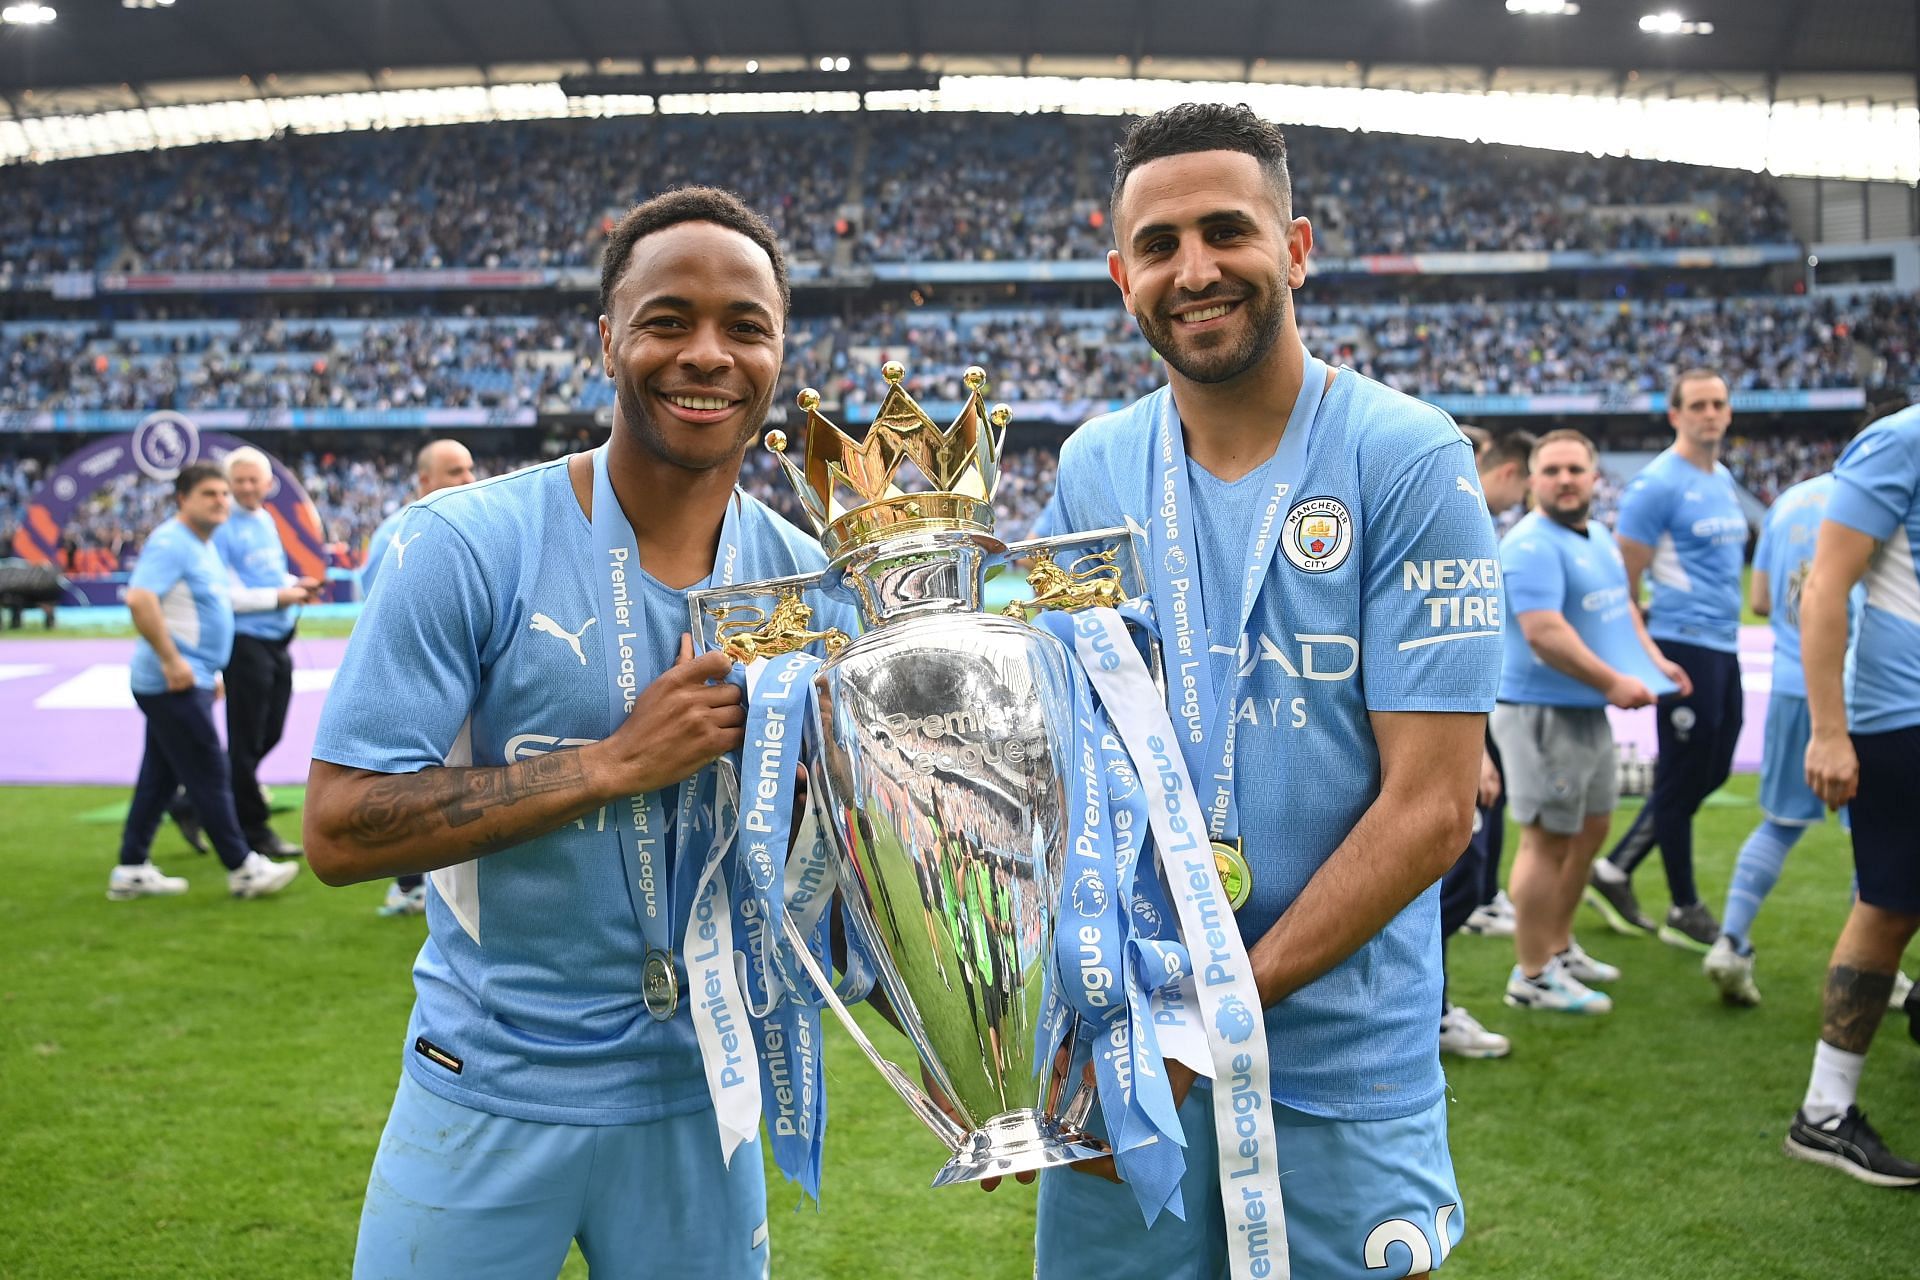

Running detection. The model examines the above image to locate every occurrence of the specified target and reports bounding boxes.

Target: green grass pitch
[2,778,1913,1278]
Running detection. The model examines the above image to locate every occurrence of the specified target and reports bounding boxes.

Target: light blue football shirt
[1751,473,1834,700]
[1048,368,1503,1121]
[1825,408,1920,735]
[312,458,850,1125]
[215,504,297,640]
[128,517,234,695]
[1498,511,1672,707]
[358,503,411,598]
[1615,447,1749,654]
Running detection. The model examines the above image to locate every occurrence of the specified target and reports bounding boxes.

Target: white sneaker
[1558,938,1621,984]
[378,883,428,917]
[1504,956,1613,1015]
[228,850,299,899]
[1891,970,1914,1010]
[1440,1004,1511,1058]
[1463,895,1516,939]
[107,862,188,900]
[1704,936,1762,1007]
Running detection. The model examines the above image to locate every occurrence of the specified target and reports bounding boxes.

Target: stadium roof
[2,0,1915,103]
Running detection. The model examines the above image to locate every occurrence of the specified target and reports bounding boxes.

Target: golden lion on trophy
[1002,547,1126,621]
[708,591,851,662]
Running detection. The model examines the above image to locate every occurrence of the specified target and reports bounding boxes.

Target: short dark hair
[1111,103,1292,225]
[1668,367,1726,410]
[1480,429,1538,474]
[1530,428,1597,466]
[174,462,226,500]
[598,186,789,318]
[1459,423,1490,455]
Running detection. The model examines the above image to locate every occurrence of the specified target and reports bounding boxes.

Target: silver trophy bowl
[690,526,1147,1186]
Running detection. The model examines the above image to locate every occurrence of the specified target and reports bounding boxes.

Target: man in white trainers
[110,461,299,903]
[1492,431,1690,1015]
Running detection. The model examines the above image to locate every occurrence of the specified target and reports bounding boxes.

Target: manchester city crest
[1281,496,1354,573]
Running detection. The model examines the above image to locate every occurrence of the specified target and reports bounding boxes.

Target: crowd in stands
[7,292,1916,420]
[1,115,1793,279]
[1333,296,1870,399]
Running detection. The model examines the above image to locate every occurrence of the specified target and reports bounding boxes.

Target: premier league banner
[9,411,330,591]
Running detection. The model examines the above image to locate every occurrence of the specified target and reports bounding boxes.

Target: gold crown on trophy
[766,361,1012,559]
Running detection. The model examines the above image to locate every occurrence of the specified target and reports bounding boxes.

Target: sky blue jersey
[312,458,850,1125]
[358,503,411,598]
[1752,473,1834,700]
[1825,408,1920,735]
[1046,366,1502,1121]
[1498,511,1672,707]
[1615,447,1749,654]
[128,517,234,694]
[214,504,297,641]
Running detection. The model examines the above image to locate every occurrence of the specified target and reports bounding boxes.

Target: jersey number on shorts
[1363,1203,1458,1273]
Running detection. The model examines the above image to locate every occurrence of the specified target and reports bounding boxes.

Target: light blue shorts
[1036,1087,1462,1279]
[352,1073,769,1280]
[1759,692,1826,827]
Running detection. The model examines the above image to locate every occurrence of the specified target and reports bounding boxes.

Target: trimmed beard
[1135,285,1288,386]
[1543,497,1592,530]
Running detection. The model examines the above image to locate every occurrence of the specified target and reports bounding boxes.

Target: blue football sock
[1721,819,1804,952]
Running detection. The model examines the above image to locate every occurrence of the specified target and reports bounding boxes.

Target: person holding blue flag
[1032,102,1501,1280]
[1785,403,1920,1187]
[303,188,848,1278]
[1492,430,1688,1017]
[1588,369,1750,951]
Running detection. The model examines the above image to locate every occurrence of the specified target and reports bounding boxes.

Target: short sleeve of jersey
[1501,525,1567,616]
[1751,506,1777,578]
[312,506,492,773]
[1614,468,1675,548]
[1826,425,1917,542]
[1360,438,1503,712]
[128,528,187,595]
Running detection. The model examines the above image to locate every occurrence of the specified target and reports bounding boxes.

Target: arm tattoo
[1821,964,1895,1054]
[341,750,590,855]
[445,749,585,828]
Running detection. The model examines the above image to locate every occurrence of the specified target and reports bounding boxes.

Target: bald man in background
[358,438,477,915]
[360,440,477,598]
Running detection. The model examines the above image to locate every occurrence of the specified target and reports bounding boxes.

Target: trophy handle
[779,913,969,1153]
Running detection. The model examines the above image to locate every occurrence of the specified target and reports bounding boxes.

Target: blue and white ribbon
[1074,604,1291,1280]
[1032,608,1189,1226]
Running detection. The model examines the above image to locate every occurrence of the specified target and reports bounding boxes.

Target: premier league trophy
[690,362,1144,1186]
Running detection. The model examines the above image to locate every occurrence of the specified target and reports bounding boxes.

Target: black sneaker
[250,830,304,859]
[1584,869,1656,935]
[1785,1107,1920,1188]
[169,808,208,856]
[1659,901,1720,954]
[1905,976,1920,1048]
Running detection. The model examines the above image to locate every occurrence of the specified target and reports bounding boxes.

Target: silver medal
[643,948,678,1022]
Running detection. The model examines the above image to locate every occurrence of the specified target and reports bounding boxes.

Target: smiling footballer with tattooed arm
[302,187,853,1280]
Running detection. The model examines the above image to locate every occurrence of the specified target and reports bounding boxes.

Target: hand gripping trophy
[689,361,1153,1187]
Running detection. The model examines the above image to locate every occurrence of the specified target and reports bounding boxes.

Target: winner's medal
[643,948,679,1021]
[1212,839,1252,911]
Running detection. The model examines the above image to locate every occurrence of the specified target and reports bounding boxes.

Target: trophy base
[930,1109,1111,1188]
